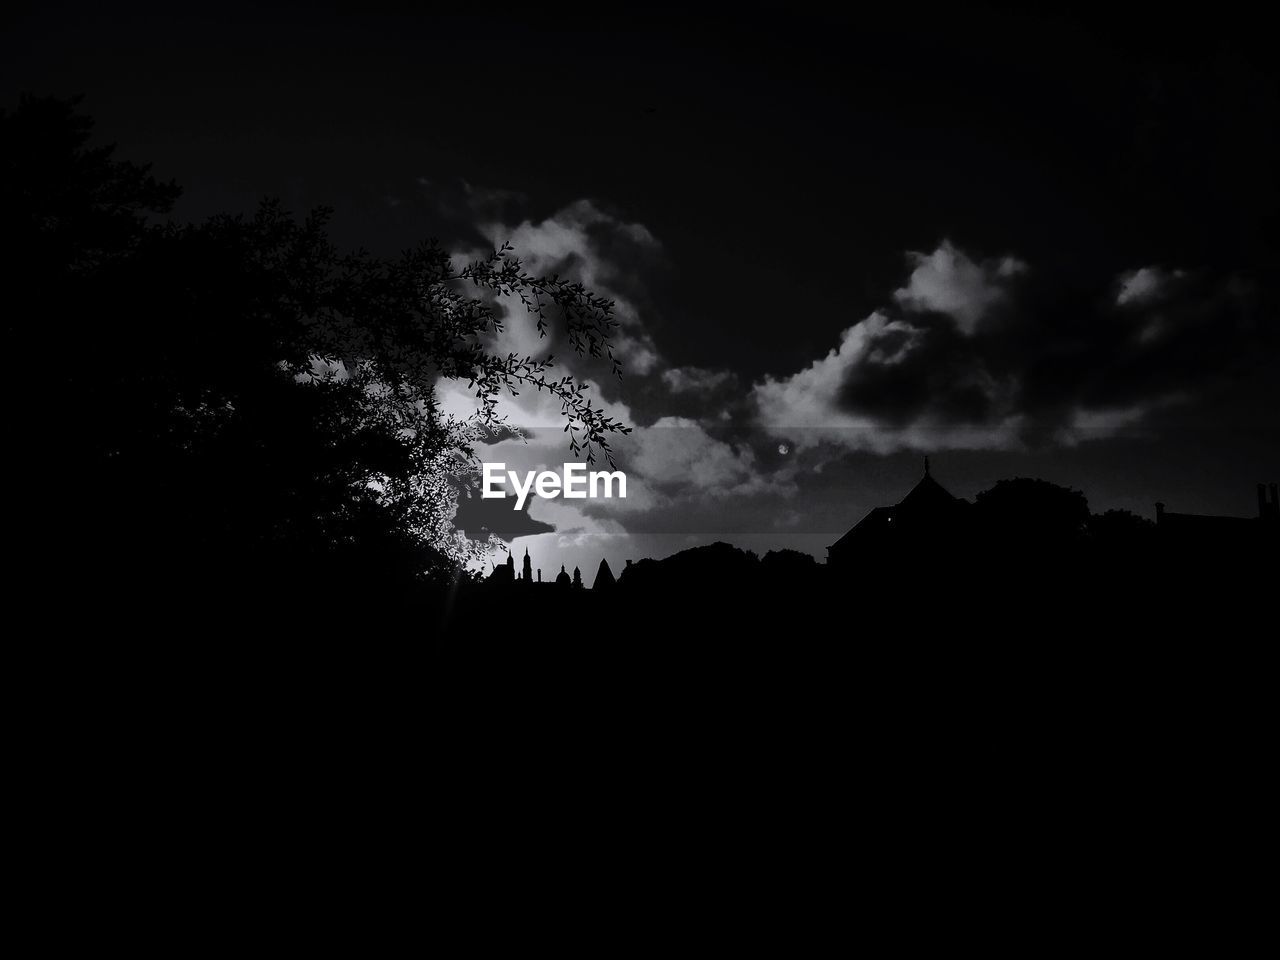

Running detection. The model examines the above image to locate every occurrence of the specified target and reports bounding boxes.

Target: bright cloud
[893,239,1026,335]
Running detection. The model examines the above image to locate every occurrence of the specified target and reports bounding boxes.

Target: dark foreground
[14,539,1270,945]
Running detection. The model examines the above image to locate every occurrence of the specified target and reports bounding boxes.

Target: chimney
[1155,501,1165,525]
[1260,484,1269,519]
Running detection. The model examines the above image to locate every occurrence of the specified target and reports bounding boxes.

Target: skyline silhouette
[468,459,1278,595]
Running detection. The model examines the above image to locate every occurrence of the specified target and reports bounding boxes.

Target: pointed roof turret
[828,457,968,552]
[898,464,957,511]
[592,558,617,590]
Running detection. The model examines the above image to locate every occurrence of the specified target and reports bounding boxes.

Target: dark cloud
[756,243,1277,452]
[451,482,554,543]
[836,316,996,428]
[1009,268,1268,433]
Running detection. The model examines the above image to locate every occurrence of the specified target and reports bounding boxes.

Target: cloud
[452,484,555,542]
[476,199,665,377]
[435,371,634,434]
[436,186,813,552]
[1115,266,1192,344]
[437,193,1272,550]
[752,242,1263,453]
[625,416,795,498]
[524,498,629,549]
[753,310,1026,452]
[893,240,1026,335]
[613,330,662,375]
[1116,266,1181,307]
[440,364,796,542]
[661,366,734,393]
[1053,402,1156,447]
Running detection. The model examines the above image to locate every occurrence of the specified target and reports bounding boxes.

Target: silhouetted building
[828,457,971,568]
[1154,483,1279,549]
[483,473,1276,596]
[592,558,616,590]
[487,548,516,584]
[1262,483,1279,522]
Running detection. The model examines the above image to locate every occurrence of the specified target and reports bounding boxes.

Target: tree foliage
[3,95,628,602]
[974,477,1091,543]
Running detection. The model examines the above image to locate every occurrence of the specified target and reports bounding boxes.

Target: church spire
[923,455,931,477]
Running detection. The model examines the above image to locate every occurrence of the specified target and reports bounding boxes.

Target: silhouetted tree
[4,96,629,607]
[760,548,819,581]
[974,477,1090,546]
[1088,508,1156,546]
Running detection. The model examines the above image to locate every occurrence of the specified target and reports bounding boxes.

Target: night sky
[8,2,1278,574]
